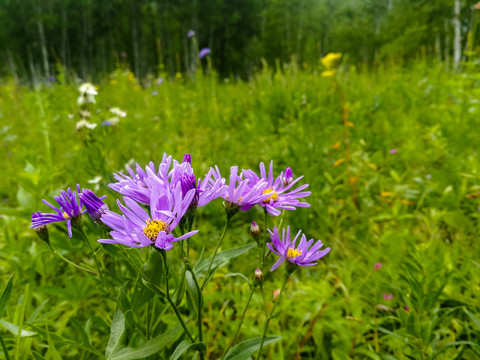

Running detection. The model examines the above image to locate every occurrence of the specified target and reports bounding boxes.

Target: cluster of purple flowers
[31,153,329,271]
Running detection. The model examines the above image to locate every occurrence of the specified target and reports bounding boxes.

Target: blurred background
[1,0,480,83]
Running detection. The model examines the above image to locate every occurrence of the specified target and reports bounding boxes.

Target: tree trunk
[35,3,50,81]
[453,0,461,70]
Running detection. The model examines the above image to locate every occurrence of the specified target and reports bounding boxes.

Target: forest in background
[2,0,480,83]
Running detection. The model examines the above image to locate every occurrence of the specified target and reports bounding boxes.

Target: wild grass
[0,61,480,359]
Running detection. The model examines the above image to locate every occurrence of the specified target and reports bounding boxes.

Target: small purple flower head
[199,48,211,59]
[151,90,158,96]
[156,77,164,86]
[102,120,112,126]
[49,76,56,83]
[389,149,398,154]
[212,165,269,216]
[283,167,293,186]
[187,30,196,38]
[383,293,393,301]
[267,226,330,272]
[242,161,311,216]
[78,187,108,223]
[404,305,410,312]
[99,183,198,251]
[30,187,84,237]
[110,154,172,205]
[374,262,382,272]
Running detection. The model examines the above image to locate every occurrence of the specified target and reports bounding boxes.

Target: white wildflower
[76,119,97,131]
[77,83,98,105]
[109,107,127,117]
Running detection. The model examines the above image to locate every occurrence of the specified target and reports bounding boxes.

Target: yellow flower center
[262,188,278,203]
[143,219,169,241]
[63,212,70,219]
[287,248,302,259]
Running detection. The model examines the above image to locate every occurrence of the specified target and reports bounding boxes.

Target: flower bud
[254,268,263,282]
[283,167,293,186]
[250,221,261,243]
[182,153,191,164]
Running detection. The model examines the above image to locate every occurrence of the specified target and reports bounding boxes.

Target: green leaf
[225,273,250,284]
[185,270,202,315]
[32,351,46,360]
[105,306,126,359]
[70,318,93,349]
[464,308,480,330]
[0,274,14,318]
[117,284,135,329]
[195,243,256,277]
[130,277,154,309]
[224,336,281,360]
[170,339,206,360]
[109,324,181,360]
[0,320,37,337]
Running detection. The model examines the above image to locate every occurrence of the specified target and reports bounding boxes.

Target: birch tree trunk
[453,0,461,70]
[35,3,50,81]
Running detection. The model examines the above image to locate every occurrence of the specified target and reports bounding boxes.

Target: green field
[1,62,480,359]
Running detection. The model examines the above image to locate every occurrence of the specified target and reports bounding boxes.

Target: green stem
[189,269,205,360]
[160,250,195,343]
[277,210,286,230]
[77,227,110,294]
[259,285,269,317]
[201,217,230,290]
[256,271,291,360]
[48,243,98,275]
[222,285,256,359]
[260,210,268,268]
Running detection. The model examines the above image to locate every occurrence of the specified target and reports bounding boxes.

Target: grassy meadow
[1,62,480,359]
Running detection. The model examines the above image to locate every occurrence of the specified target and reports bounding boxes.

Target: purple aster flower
[389,149,398,154]
[31,211,49,243]
[267,226,330,272]
[374,262,382,272]
[99,183,198,251]
[110,154,172,204]
[199,48,211,59]
[187,30,196,38]
[152,90,158,96]
[242,161,311,216]
[30,187,84,237]
[102,120,112,126]
[212,165,269,212]
[383,293,393,301]
[78,187,108,223]
[156,77,164,86]
[166,154,225,208]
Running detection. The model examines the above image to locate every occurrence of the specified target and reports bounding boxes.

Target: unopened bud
[283,167,293,186]
[255,268,263,282]
[182,153,191,164]
[273,288,281,300]
[250,221,261,243]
